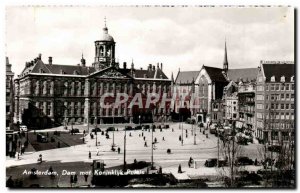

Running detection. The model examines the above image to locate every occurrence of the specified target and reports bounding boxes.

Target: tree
[217,122,242,187]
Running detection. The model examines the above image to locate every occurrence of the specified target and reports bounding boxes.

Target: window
[280,76,285,82]
[265,85,269,91]
[275,84,279,91]
[292,84,294,91]
[291,76,294,82]
[276,104,279,110]
[281,113,285,119]
[257,113,263,119]
[257,104,264,109]
[285,84,289,90]
[281,104,284,110]
[258,77,263,82]
[276,112,280,119]
[291,94,294,100]
[266,95,269,100]
[265,104,269,109]
[291,104,294,110]
[270,84,275,91]
[256,95,264,100]
[257,85,264,91]
[270,76,275,82]
[286,104,289,110]
[281,84,285,91]
[286,94,289,99]
[281,94,284,100]
[271,94,275,100]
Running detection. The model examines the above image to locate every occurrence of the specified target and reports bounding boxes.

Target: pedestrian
[6,176,14,188]
[74,174,78,183]
[154,137,157,143]
[178,164,182,173]
[83,130,86,136]
[70,175,74,186]
[89,151,91,159]
[142,132,144,136]
[118,147,121,154]
[84,174,88,182]
[144,142,147,147]
[143,136,146,141]
[96,148,100,156]
[186,133,188,138]
[162,137,165,141]
[83,137,85,143]
[179,135,181,141]
[129,132,132,137]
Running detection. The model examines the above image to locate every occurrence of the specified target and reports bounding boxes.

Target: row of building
[173,41,295,145]
[6,22,295,145]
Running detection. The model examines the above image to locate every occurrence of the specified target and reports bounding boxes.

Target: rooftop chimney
[149,64,152,71]
[48,57,53,65]
[38,53,42,60]
[123,62,127,69]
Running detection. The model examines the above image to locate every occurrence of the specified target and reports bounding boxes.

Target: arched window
[100,46,104,57]
[280,76,285,82]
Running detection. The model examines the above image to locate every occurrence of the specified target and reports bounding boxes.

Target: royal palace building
[14,24,172,128]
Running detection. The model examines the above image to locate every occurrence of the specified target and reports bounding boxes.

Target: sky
[5,6,294,79]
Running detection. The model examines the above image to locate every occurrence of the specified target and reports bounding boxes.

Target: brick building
[255,61,295,145]
[14,23,172,128]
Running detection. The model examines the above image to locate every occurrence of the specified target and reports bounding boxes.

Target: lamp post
[123,129,126,171]
[151,107,155,169]
[139,115,141,127]
[112,114,115,147]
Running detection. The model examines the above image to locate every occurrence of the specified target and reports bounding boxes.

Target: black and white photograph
[5,5,295,188]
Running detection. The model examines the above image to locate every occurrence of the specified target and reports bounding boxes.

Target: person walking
[96,148,100,156]
[89,151,91,159]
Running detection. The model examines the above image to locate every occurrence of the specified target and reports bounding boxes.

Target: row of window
[266,83,294,91]
[257,112,294,120]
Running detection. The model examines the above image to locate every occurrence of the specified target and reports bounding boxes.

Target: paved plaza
[7,123,264,181]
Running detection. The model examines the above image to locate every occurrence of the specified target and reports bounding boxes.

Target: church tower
[93,18,116,71]
[223,40,229,72]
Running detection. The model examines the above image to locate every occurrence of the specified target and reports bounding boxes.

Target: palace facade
[14,24,172,128]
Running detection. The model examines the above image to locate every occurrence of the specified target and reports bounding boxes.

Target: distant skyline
[6,6,294,78]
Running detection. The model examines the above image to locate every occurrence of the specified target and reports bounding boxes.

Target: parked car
[235,156,254,166]
[19,125,28,132]
[204,158,218,167]
[91,128,101,133]
[143,125,150,130]
[37,134,48,143]
[125,126,133,130]
[135,125,142,130]
[106,127,115,132]
[71,128,80,134]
